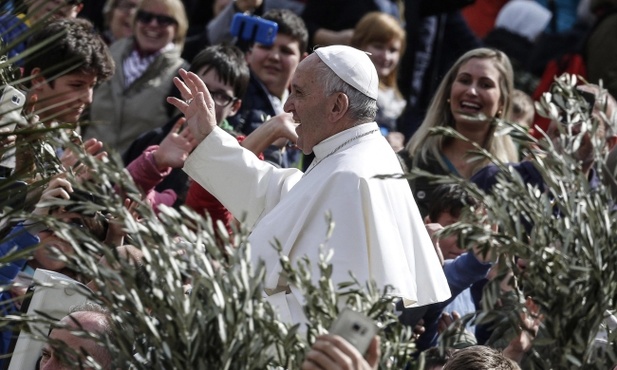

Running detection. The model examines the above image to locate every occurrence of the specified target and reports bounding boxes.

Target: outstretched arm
[240,113,298,156]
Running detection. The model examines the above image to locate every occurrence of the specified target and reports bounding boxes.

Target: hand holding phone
[0,85,27,132]
[303,332,381,370]
[230,13,278,46]
[328,308,379,356]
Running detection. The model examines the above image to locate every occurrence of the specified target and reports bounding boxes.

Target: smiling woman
[400,48,519,217]
[87,0,189,154]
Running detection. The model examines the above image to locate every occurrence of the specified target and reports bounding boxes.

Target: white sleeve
[183,127,302,228]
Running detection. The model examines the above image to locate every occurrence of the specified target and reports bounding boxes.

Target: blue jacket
[0,223,39,362]
[408,252,492,350]
[228,72,278,136]
[0,14,29,62]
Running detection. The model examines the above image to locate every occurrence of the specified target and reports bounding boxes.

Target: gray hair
[314,60,377,123]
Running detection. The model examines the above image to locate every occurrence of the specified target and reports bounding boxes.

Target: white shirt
[184,122,450,323]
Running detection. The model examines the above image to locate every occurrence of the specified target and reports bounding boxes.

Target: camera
[0,85,26,131]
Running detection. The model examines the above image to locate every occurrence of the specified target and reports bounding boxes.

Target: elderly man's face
[40,312,110,370]
[284,55,331,155]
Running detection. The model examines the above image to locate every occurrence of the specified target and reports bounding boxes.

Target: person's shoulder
[471,161,541,191]
[0,13,26,33]
[108,37,133,58]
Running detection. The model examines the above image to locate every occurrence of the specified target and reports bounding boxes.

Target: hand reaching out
[503,297,543,363]
[301,334,380,370]
[153,117,197,170]
[425,222,445,266]
[241,113,299,155]
[438,311,462,335]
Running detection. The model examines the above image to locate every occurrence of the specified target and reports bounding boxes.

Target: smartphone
[0,85,26,132]
[329,308,379,355]
[0,85,26,168]
[230,13,278,46]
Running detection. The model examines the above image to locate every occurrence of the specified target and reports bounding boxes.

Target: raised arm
[240,113,298,156]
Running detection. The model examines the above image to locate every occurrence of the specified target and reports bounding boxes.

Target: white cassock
[184,122,450,323]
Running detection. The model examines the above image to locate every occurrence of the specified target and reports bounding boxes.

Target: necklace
[304,129,379,176]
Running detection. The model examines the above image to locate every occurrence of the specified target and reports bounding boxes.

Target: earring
[447,98,451,104]
[496,109,503,118]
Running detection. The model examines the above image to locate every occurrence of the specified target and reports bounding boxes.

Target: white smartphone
[0,85,26,132]
[0,85,26,168]
[329,308,379,355]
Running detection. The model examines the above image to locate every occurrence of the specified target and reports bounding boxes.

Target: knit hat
[314,45,379,100]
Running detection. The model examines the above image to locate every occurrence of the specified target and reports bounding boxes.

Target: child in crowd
[509,89,534,130]
[22,17,113,127]
[414,183,492,350]
[228,8,308,167]
[4,18,112,187]
[442,345,521,370]
[122,43,250,208]
[350,12,406,151]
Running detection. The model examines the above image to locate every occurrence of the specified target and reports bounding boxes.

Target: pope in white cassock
[169,45,451,324]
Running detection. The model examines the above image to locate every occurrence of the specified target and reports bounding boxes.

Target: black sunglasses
[136,10,177,27]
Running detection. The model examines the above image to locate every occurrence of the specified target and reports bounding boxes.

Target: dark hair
[442,345,521,370]
[427,183,479,223]
[189,44,250,99]
[23,18,114,87]
[422,347,454,368]
[262,9,308,54]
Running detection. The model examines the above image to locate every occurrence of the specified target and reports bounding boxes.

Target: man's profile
[171,45,450,324]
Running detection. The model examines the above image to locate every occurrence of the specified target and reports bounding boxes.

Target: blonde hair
[405,48,516,172]
[134,0,188,51]
[350,12,405,91]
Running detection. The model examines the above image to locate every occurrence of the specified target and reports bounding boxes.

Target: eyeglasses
[208,89,237,107]
[136,10,177,27]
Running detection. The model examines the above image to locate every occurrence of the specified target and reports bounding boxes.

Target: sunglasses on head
[136,10,177,27]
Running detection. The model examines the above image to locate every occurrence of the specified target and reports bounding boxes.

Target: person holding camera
[302,334,380,370]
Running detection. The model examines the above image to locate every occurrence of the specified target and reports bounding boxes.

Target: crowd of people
[0,0,616,369]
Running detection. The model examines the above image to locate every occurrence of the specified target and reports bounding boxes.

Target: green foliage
[407,74,617,369]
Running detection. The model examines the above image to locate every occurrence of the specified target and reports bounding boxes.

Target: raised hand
[60,137,104,167]
[153,117,197,169]
[167,69,217,144]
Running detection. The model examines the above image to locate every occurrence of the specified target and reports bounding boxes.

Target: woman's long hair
[405,48,517,173]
